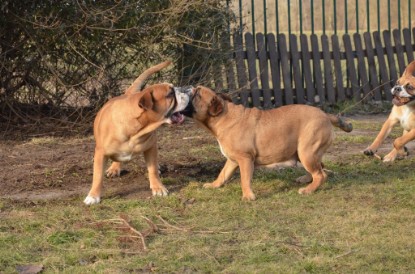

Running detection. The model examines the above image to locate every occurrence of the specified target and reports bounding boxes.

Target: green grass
[1,119,415,273]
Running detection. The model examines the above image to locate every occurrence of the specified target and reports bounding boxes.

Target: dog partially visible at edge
[181,86,353,200]
[364,60,415,162]
[84,61,192,205]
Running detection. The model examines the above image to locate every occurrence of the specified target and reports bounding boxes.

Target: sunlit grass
[1,115,415,273]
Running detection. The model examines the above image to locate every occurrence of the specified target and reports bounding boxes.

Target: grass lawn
[1,113,415,273]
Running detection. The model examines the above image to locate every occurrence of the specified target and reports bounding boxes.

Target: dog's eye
[407,85,414,90]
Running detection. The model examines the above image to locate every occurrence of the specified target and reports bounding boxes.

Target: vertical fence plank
[321,34,336,103]
[245,33,261,107]
[373,31,392,100]
[221,36,236,92]
[256,33,272,108]
[403,28,414,63]
[383,30,399,83]
[233,32,249,106]
[300,34,315,103]
[331,34,345,101]
[278,34,294,105]
[393,29,406,75]
[289,34,305,104]
[363,32,381,100]
[354,33,371,100]
[225,59,239,104]
[311,34,325,104]
[343,34,360,100]
[267,33,282,107]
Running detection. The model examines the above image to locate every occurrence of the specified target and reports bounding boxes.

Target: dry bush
[0,0,233,137]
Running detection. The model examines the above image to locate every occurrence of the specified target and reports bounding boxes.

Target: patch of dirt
[0,113,407,203]
[0,121,222,202]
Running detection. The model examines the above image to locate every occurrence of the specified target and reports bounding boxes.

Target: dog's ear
[218,93,233,102]
[138,91,154,110]
[208,95,225,117]
[403,61,415,77]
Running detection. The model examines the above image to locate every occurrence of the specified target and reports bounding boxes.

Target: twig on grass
[156,215,231,235]
[117,216,148,251]
[334,248,357,259]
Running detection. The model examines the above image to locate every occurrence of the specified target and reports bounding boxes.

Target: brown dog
[364,61,415,162]
[84,61,192,205]
[181,86,352,200]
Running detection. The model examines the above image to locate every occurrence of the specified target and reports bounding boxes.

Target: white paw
[382,154,396,162]
[151,187,169,197]
[84,195,101,205]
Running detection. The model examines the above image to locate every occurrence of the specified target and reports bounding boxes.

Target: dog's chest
[399,107,415,130]
[218,141,229,158]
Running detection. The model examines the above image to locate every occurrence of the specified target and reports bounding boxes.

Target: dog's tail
[327,114,353,132]
[125,61,172,95]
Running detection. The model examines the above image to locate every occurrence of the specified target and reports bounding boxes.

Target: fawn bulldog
[181,86,353,200]
[364,61,415,162]
[84,61,192,205]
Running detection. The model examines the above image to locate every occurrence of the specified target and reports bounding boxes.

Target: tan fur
[187,86,352,200]
[84,61,176,205]
[364,60,415,162]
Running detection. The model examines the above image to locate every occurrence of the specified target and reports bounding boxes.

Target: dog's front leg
[237,157,256,201]
[106,161,122,177]
[364,117,399,156]
[84,148,107,205]
[144,144,168,196]
[383,129,415,162]
[204,159,238,189]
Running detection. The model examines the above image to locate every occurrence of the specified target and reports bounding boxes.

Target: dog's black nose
[392,85,402,95]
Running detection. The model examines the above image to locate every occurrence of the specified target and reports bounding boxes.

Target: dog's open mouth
[170,112,185,124]
[392,95,415,106]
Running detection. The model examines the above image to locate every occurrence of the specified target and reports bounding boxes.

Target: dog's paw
[151,186,169,197]
[382,153,396,162]
[203,182,221,188]
[241,192,256,201]
[298,187,314,195]
[363,148,375,156]
[106,167,121,178]
[84,195,101,205]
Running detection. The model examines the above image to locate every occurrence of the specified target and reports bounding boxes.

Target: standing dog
[181,86,352,200]
[84,61,192,205]
[364,61,415,162]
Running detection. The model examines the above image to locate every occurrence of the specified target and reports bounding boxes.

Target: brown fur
[84,61,178,205]
[186,86,352,200]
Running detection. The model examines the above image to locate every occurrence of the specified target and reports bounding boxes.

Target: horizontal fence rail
[213,28,415,108]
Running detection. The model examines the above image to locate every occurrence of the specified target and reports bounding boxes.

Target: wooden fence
[214,28,415,108]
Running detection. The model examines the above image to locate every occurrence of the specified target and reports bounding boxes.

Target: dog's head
[138,83,192,124]
[181,86,232,122]
[391,61,415,106]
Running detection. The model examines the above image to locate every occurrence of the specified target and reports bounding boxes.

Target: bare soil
[0,113,407,202]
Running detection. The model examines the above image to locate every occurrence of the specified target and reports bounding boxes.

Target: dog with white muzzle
[364,60,415,162]
[84,61,192,205]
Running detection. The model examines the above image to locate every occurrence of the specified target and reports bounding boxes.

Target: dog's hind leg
[297,144,328,194]
[298,163,327,194]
